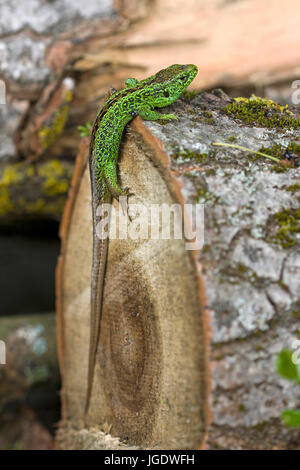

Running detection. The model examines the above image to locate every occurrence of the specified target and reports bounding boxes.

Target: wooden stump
[57,91,300,449]
[56,122,209,449]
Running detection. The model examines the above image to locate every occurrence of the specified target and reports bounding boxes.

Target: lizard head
[149,64,198,107]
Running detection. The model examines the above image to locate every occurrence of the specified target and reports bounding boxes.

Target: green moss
[290,302,300,320]
[259,143,283,160]
[39,104,69,150]
[65,90,73,102]
[227,136,237,143]
[0,187,14,216]
[17,196,66,216]
[0,164,25,216]
[224,94,300,129]
[39,87,73,149]
[191,110,215,125]
[0,160,71,217]
[238,403,246,413]
[236,263,248,274]
[253,422,265,431]
[26,166,35,178]
[271,164,288,173]
[220,262,260,285]
[38,160,70,197]
[286,184,300,192]
[2,440,23,451]
[277,280,290,293]
[195,186,217,203]
[205,168,216,176]
[256,142,293,170]
[202,111,215,125]
[18,197,45,213]
[288,142,300,154]
[214,353,224,361]
[2,165,25,185]
[182,89,200,101]
[291,309,300,320]
[171,147,209,163]
[271,208,300,248]
[258,142,300,168]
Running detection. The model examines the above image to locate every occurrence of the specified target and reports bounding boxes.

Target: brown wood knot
[99,258,161,440]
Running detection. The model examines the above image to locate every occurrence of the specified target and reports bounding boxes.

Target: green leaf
[281,409,300,427]
[77,122,91,138]
[275,349,300,382]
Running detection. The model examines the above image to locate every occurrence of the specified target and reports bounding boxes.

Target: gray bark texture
[144,91,300,449]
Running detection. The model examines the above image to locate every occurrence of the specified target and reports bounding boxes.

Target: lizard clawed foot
[118,187,134,220]
[158,113,179,124]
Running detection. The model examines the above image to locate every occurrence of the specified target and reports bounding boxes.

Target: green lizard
[85,64,198,416]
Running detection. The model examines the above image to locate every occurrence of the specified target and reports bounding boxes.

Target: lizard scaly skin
[85,64,198,416]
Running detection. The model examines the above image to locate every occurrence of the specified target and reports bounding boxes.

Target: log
[56,134,208,450]
[0,312,59,404]
[56,91,300,449]
[0,313,58,450]
[0,159,73,224]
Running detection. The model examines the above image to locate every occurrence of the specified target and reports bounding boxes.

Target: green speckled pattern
[90,64,198,197]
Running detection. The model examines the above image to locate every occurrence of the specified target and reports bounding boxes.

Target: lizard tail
[85,156,112,418]
[84,234,109,416]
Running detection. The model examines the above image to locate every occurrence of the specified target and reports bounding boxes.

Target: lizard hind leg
[103,165,132,215]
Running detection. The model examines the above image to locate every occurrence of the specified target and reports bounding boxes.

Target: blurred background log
[0,313,59,450]
[57,91,300,449]
[0,159,73,225]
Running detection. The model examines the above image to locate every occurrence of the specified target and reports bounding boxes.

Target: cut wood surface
[57,91,300,449]
[56,123,208,450]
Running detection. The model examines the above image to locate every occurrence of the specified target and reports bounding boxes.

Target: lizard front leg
[125,77,139,87]
[137,105,179,122]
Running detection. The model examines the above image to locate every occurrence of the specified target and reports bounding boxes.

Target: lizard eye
[163,91,169,97]
[179,76,185,81]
